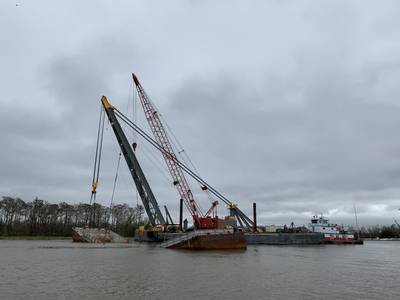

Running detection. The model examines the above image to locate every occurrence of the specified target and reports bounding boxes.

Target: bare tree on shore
[0,196,146,237]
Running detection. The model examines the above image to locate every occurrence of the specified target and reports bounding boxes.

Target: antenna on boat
[353,203,360,236]
[394,209,400,230]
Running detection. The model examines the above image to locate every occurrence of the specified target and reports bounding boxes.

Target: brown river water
[0,240,399,299]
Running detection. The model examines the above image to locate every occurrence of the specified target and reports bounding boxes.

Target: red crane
[132,73,222,229]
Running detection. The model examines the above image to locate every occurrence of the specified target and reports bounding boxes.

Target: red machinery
[132,74,223,229]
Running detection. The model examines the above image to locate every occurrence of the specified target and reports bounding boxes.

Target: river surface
[0,240,399,299]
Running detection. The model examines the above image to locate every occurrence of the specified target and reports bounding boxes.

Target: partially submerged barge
[72,227,127,243]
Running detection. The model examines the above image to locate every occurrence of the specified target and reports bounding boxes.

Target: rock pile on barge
[72,227,126,243]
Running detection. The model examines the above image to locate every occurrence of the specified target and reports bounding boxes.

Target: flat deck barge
[135,230,323,245]
[245,232,322,245]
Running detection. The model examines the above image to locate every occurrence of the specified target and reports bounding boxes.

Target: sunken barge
[72,227,127,243]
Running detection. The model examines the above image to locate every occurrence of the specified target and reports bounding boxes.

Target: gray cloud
[1,1,400,226]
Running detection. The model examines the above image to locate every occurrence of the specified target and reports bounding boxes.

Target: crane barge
[84,74,322,247]
[132,73,256,231]
[129,74,323,246]
[100,95,246,249]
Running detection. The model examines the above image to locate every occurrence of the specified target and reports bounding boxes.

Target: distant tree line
[2,196,400,239]
[358,225,400,239]
[0,196,147,237]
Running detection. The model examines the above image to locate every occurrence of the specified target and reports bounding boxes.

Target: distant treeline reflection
[0,196,146,237]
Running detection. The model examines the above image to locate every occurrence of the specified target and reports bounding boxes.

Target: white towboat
[308,215,363,244]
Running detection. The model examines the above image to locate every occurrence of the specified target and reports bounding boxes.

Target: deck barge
[135,229,323,245]
[245,232,322,245]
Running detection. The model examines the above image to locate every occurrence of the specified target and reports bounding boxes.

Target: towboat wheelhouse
[308,215,354,241]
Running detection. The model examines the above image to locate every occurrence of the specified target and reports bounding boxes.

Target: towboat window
[311,220,317,223]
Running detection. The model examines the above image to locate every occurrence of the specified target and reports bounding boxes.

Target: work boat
[308,215,363,244]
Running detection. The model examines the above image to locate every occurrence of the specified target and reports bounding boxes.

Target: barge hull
[134,231,185,242]
[136,230,323,245]
[245,232,322,245]
[323,239,364,245]
[169,232,246,250]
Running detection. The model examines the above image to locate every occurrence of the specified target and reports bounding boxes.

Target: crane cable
[156,106,209,184]
[136,134,174,184]
[109,152,122,227]
[109,84,141,225]
[137,94,214,208]
[90,106,105,205]
[114,108,234,207]
[157,109,216,207]
[89,106,105,226]
[132,87,182,207]
[131,82,141,207]
[108,83,136,226]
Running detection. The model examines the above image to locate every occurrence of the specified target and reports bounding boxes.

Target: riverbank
[363,238,400,241]
[0,236,71,240]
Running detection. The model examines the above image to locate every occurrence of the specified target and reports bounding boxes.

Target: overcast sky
[1,1,400,226]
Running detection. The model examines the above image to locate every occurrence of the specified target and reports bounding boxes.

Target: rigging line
[90,105,104,205]
[125,92,140,208]
[136,90,185,161]
[108,152,122,229]
[89,107,105,226]
[132,82,137,141]
[132,88,211,203]
[110,152,122,208]
[128,82,137,142]
[114,108,234,207]
[204,189,216,204]
[115,109,205,215]
[94,108,106,203]
[115,170,137,207]
[156,109,201,175]
[164,127,215,206]
[135,134,173,181]
[115,109,206,185]
[123,89,131,140]
[130,89,208,212]
[151,101,210,200]
[136,142,174,185]
[159,114,194,168]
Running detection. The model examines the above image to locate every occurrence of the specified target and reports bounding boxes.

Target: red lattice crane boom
[132,73,221,229]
